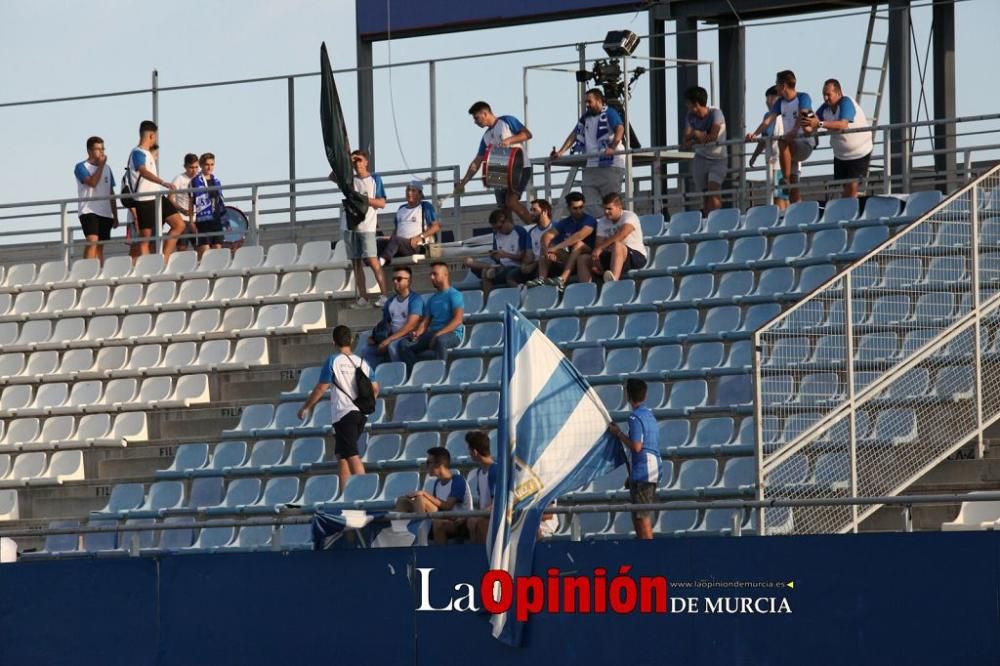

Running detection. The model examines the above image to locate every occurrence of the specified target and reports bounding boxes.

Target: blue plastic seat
[730,236,767,265]
[83,518,121,553]
[254,477,300,510]
[684,342,724,370]
[38,519,80,555]
[690,239,730,266]
[767,337,811,366]
[462,289,484,314]
[572,347,605,375]
[185,477,224,510]
[659,308,699,338]
[650,243,687,270]
[559,282,598,310]
[820,197,859,225]
[666,210,702,236]
[644,344,682,372]
[656,509,699,533]
[700,306,741,334]
[206,478,261,515]
[848,225,890,255]
[426,393,464,421]
[299,475,340,506]
[869,294,911,325]
[856,332,899,363]
[901,190,943,218]
[243,439,286,471]
[372,362,406,389]
[674,274,714,301]
[743,205,779,231]
[883,367,930,399]
[639,213,665,237]
[725,340,753,368]
[645,382,665,408]
[734,417,755,447]
[806,229,848,258]
[462,392,499,420]
[691,417,734,448]
[596,280,636,308]
[716,374,752,405]
[771,454,809,485]
[160,443,209,477]
[795,265,836,293]
[204,440,247,474]
[283,437,324,469]
[523,285,559,311]
[782,201,820,227]
[761,375,794,404]
[545,317,580,344]
[153,517,194,551]
[364,434,401,462]
[741,303,781,332]
[229,526,274,550]
[851,261,880,289]
[781,299,825,331]
[379,471,420,501]
[483,287,520,313]
[400,432,439,460]
[605,347,642,375]
[138,481,185,515]
[780,412,821,443]
[658,418,690,450]
[283,366,320,399]
[578,512,611,536]
[767,233,807,261]
[392,393,428,422]
[192,522,236,549]
[934,366,974,399]
[98,483,145,514]
[799,373,840,405]
[464,322,503,349]
[923,256,967,285]
[701,508,745,532]
[861,195,902,220]
[706,208,740,233]
[407,360,446,386]
[485,357,503,382]
[812,335,846,363]
[444,430,472,461]
[718,457,755,489]
[278,523,313,549]
[665,379,707,410]
[595,385,624,411]
[676,459,718,490]
[582,314,619,340]
[621,311,658,339]
[445,358,483,385]
[814,452,849,487]
[341,473,380,503]
[864,409,917,445]
[754,267,795,296]
[225,404,274,436]
[824,299,866,328]
[714,271,753,301]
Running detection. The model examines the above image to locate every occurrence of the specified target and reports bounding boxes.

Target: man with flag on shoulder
[607,378,660,539]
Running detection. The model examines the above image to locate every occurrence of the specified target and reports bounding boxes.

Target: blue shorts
[343,230,378,260]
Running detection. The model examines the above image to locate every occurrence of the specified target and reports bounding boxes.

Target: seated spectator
[395,446,473,545]
[579,192,647,283]
[682,86,728,214]
[399,262,464,367]
[361,266,424,369]
[74,135,119,265]
[463,208,529,293]
[527,191,596,290]
[169,153,200,252]
[749,86,789,212]
[804,78,873,199]
[464,431,496,545]
[191,153,225,258]
[747,70,815,204]
[516,199,555,285]
[380,180,440,264]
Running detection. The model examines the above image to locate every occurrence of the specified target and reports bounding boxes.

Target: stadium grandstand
[0,0,998,664]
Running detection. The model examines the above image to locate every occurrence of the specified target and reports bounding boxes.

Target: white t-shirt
[596,209,647,258]
[319,353,372,425]
[171,172,193,215]
[816,95,873,161]
[128,147,163,202]
[340,173,384,233]
[467,465,496,510]
[771,92,813,140]
[527,222,553,258]
[74,160,116,218]
[432,472,474,512]
[492,225,530,267]
[394,202,434,239]
[478,115,529,161]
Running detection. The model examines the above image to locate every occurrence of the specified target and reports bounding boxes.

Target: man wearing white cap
[380,179,441,264]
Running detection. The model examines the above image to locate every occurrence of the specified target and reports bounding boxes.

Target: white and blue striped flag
[487,305,626,645]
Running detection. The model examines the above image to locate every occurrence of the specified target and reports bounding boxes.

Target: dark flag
[320,41,368,229]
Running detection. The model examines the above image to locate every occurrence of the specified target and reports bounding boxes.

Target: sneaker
[378,257,387,267]
[602,270,616,283]
[525,278,544,288]
[349,297,369,309]
[373,295,388,308]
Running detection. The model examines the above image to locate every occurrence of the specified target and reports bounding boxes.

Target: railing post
[844,272,859,533]
[250,185,261,247]
[623,55,634,209]
[429,61,438,205]
[753,329,766,535]
[60,202,70,266]
[971,184,985,458]
[452,165,462,239]
[765,139,775,207]
[287,77,297,232]
[544,160,553,210]
[652,150,663,216]
[882,128,892,195]
[964,150,973,182]
[154,191,163,254]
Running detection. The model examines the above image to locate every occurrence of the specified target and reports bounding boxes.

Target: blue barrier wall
[1,532,998,665]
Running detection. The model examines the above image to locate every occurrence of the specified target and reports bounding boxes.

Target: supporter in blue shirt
[399,262,465,368]
[361,266,425,369]
[464,431,497,544]
[747,70,815,204]
[608,378,661,540]
[527,190,597,290]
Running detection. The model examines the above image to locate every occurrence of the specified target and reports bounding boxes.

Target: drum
[220,206,249,248]
[482,145,524,190]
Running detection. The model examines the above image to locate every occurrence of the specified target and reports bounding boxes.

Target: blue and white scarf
[572,108,615,166]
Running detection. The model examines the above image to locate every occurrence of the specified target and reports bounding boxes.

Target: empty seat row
[761,407,919,449]
[0,412,146,452]
[761,365,974,406]
[0,302,324,352]
[158,438,326,478]
[0,337,268,385]
[0,374,209,417]
[0,450,84,487]
[571,456,755,498]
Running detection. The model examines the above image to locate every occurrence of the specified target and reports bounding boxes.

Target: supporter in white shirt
[380,180,440,263]
[73,135,119,264]
[804,78,874,199]
[395,446,474,545]
[749,86,790,212]
[169,153,199,251]
[463,208,529,294]
[747,70,816,204]
[334,149,389,310]
[125,120,186,260]
[581,192,647,283]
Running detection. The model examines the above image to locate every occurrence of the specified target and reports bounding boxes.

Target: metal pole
[429,61,438,204]
[151,70,159,171]
[576,43,587,110]
[971,184,985,458]
[883,128,893,195]
[844,272,859,533]
[60,202,70,266]
[623,55,634,208]
[752,328,766,535]
[287,77,296,235]
[765,137,775,206]
[522,66,532,200]
[652,151,663,215]
[250,185,260,247]
[154,191,163,255]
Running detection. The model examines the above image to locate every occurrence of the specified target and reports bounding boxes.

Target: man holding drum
[456,101,533,224]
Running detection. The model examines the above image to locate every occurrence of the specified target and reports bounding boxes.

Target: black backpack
[331,354,376,415]
[120,152,143,209]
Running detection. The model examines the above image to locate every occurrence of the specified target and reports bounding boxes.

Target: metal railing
[754,162,1000,535]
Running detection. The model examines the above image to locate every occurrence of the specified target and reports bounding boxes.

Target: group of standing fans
[74,120,227,265]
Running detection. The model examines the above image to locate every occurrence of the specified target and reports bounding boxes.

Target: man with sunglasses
[360,266,425,369]
[526,191,596,290]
